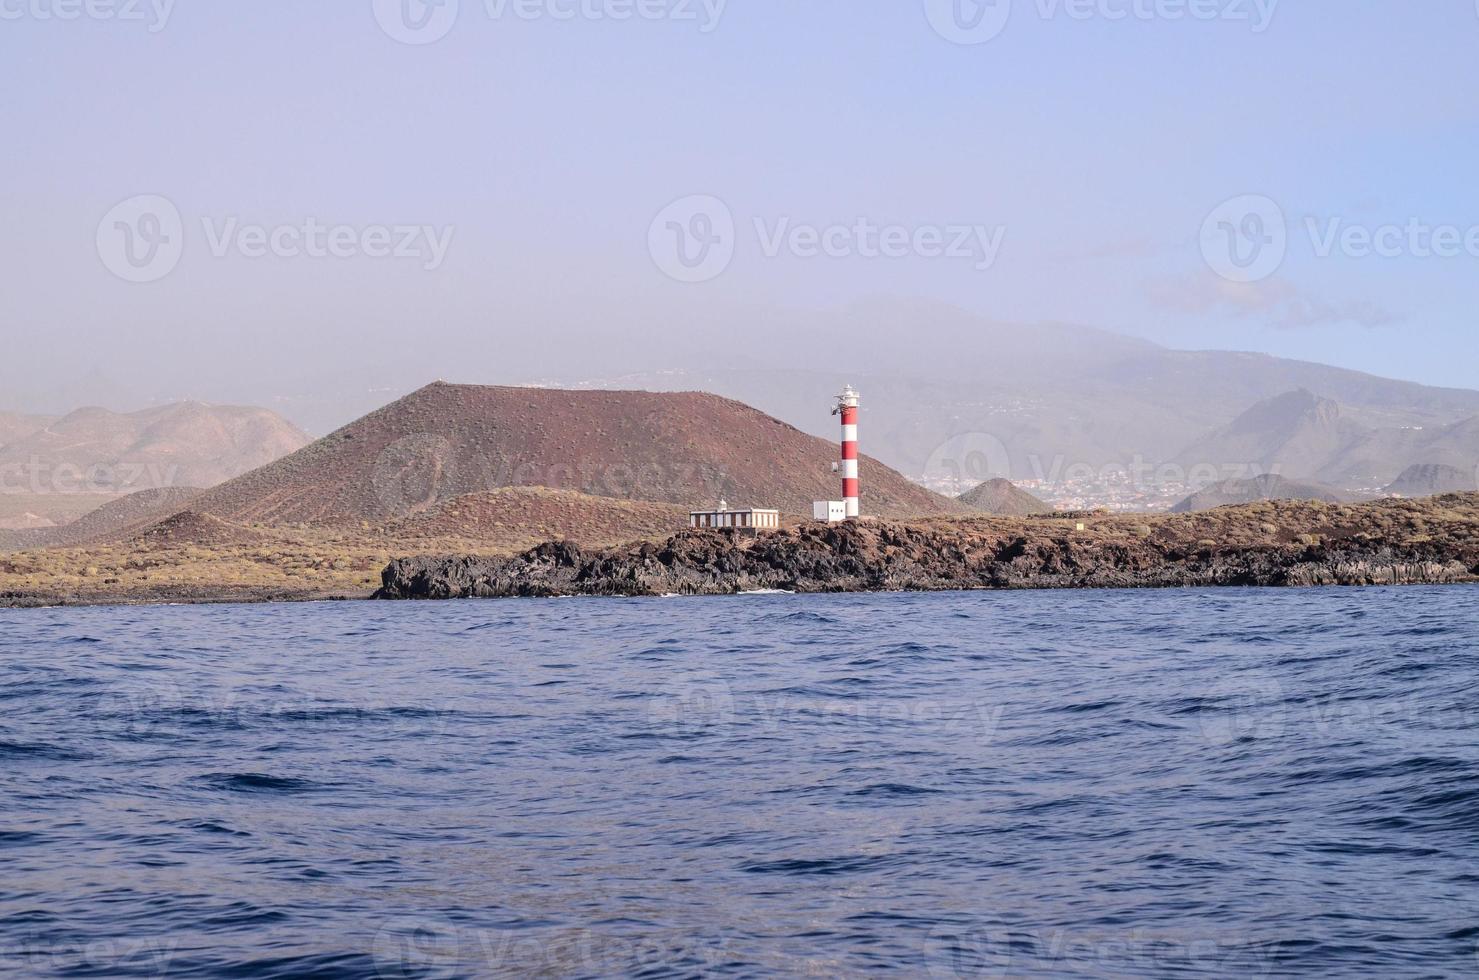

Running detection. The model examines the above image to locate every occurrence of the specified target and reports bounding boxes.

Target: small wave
[1136,851,1234,872]
[197,901,292,930]
[163,951,381,979]
[849,782,943,797]
[1054,699,1122,714]
[460,619,520,632]
[193,772,328,794]
[771,611,839,625]
[1375,660,1442,678]
[0,830,45,848]
[739,854,892,876]
[178,819,251,837]
[0,739,87,761]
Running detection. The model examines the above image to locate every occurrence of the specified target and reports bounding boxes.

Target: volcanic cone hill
[957,478,1051,515]
[188,383,963,526]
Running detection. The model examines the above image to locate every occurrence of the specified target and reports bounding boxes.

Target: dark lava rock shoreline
[376,497,1479,600]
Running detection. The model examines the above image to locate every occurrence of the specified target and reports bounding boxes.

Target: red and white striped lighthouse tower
[833,385,861,519]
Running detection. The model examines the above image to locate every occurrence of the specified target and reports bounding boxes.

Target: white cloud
[1145,273,1402,329]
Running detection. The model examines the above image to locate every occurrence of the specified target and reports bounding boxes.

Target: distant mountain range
[8,302,1479,530]
[8,374,1479,563]
[551,301,1479,490]
[0,402,311,493]
[1175,390,1479,490]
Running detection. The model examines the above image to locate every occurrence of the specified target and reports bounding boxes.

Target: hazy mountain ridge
[552,305,1479,485]
[1386,463,1479,497]
[1170,475,1356,513]
[0,402,312,492]
[1173,389,1479,490]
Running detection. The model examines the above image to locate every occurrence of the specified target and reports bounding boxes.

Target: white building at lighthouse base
[813,501,847,523]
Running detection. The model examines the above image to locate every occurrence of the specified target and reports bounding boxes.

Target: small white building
[690,500,780,530]
[813,501,847,523]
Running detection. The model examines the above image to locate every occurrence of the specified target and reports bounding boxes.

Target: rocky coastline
[376,496,1479,600]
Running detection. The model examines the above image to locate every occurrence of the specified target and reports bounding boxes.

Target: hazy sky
[4,0,1478,430]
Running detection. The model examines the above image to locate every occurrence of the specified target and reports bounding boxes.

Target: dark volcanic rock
[376,496,1479,600]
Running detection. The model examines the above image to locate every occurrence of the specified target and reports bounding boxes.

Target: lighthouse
[812,385,862,524]
[833,385,860,519]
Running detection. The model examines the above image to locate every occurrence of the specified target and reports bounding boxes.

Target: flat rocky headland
[377,494,1479,600]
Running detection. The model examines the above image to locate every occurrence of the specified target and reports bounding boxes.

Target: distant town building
[690,500,780,530]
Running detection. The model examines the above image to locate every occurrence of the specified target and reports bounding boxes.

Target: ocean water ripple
[1,587,1478,977]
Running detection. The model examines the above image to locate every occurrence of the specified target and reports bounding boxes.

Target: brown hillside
[190,383,962,525]
[0,411,55,449]
[381,488,692,548]
[129,511,279,550]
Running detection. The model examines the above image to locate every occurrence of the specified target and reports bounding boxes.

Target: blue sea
[2,587,1478,978]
